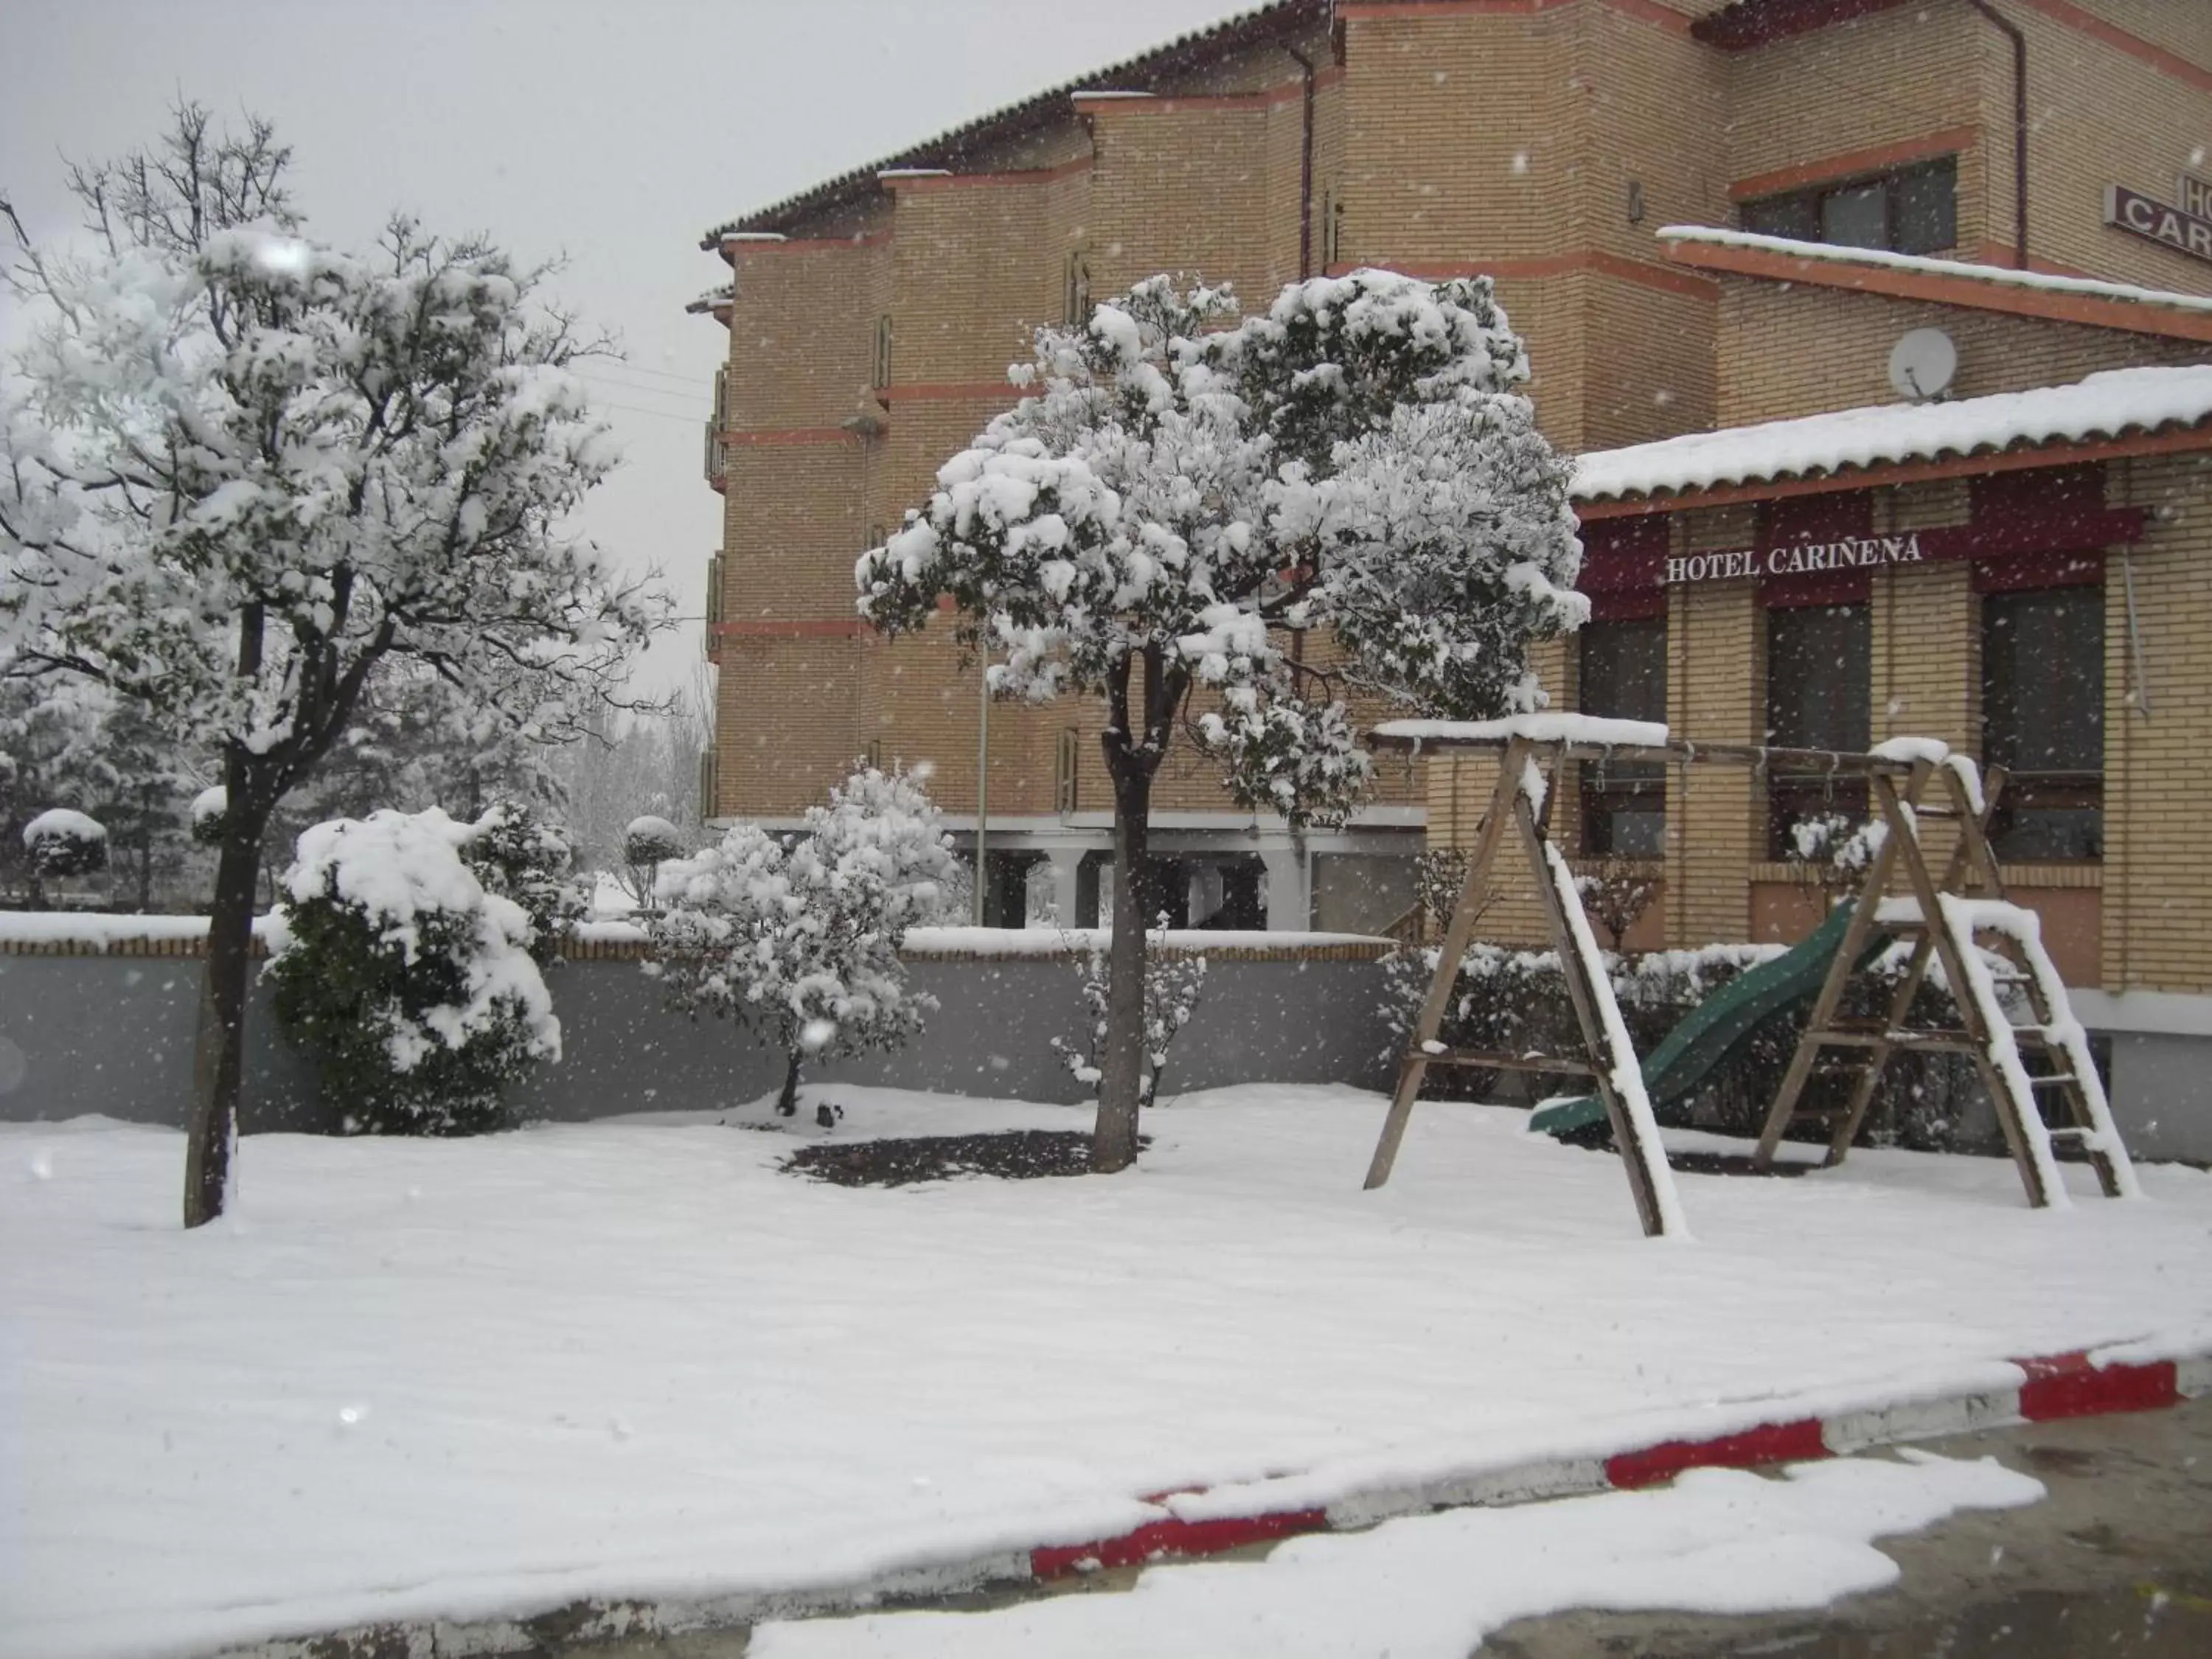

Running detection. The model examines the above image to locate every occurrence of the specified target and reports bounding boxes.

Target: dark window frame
[1741,155,1958,258]
[1980,584,2106,863]
[1576,616,1669,859]
[1764,601,1873,859]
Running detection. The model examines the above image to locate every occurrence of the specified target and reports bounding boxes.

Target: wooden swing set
[1365,720,2140,1238]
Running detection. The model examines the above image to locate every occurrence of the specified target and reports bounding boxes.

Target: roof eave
[1574,422,2212,518]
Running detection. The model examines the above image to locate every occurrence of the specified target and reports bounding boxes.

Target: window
[1062,251,1091,325]
[1765,602,1871,858]
[1983,586,2104,860]
[1577,618,1668,858]
[696,749,719,823]
[1742,156,1957,257]
[702,366,728,485]
[870,313,893,391]
[1321,185,1345,268]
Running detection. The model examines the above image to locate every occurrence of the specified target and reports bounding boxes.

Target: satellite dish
[1888,328,1958,403]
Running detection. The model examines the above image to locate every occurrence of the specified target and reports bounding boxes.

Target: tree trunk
[136,810,154,913]
[776,1050,802,1117]
[1092,760,1152,1173]
[183,800,266,1228]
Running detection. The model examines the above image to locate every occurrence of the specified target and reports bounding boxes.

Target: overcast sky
[4,0,1259,695]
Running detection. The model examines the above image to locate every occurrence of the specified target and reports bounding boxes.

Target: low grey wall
[0,945,1394,1130]
[7,933,2203,1165]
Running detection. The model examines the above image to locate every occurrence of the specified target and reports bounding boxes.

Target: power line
[580,358,710,388]
[594,399,710,426]
[580,365,708,398]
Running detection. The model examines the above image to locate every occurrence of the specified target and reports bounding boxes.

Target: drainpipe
[1963,1,2029,268]
[1282,43,1318,279]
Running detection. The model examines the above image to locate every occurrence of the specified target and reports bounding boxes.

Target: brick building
[690,0,2212,1099]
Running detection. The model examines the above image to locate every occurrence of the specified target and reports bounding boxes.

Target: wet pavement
[558,1397,2212,1658]
[1484,1395,2212,1658]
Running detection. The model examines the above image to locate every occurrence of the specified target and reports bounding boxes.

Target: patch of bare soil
[782,1129,1150,1188]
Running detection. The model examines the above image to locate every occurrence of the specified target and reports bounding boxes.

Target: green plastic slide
[1526,900,1876,1137]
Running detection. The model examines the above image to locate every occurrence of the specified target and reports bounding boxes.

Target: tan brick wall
[1999,3,2212,296]
[1723,6,1993,254]
[2063,0,2212,70]
[1339,6,1574,267]
[715,633,861,817]
[721,240,885,431]
[2101,451,2212,992]
[1715,280,2203,428]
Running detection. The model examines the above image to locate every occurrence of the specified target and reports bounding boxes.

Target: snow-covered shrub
[189,785,228,847]
[23,807,108,878]
[1785,813,1888,894]
[1573,857,1660,949]
[1381,937,1975,1149]
[265,809,560,1135]
[461,800,588,967]
[1051,917,1206,1108]
[648,765,960,1122]
[623,815,686,911]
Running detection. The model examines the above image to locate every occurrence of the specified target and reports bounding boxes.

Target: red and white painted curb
[233,1340,2211,1657]
[1023,1340,2211,1582]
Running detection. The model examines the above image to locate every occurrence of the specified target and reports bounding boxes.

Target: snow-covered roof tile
[698,0,1326,245]
[1660,226,2212,318]
[1572,365,2212,504]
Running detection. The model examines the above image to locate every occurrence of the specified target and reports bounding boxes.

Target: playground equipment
[1365,717,2138,1237]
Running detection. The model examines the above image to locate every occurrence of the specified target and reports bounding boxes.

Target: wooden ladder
[1753,754,2140,1207]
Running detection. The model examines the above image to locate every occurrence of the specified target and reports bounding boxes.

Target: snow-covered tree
[622,815,686,911]
[1,676,206,911]
[649,764,959,1121]
[557,668,711,883]
[265,809,560,1135]
[274,663,571,839]
[858,270,1583,1169]
[0,108,662,1224]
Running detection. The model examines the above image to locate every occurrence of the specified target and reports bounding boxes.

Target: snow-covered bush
[623,815,686,911]
[23,807,108,877]
[1380,938,1974,1148]
[21,807,108,905]
[189,785,228,847]
[265,809,560,1135]
[1785,812,1888,894]
[462,800,588,967]
[857,268,1582,1170]
[648,765,959,1122]
[1051,918,1206,1108]
[1573,857,1660,949]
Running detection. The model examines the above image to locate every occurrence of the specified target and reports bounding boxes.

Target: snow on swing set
[1363,714,2140,1239]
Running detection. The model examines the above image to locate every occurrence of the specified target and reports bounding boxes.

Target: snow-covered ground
[5,1083,2210,1658]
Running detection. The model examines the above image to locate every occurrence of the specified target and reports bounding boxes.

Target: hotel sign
[2104,179,2212,266]
[1666,533,1925,586]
